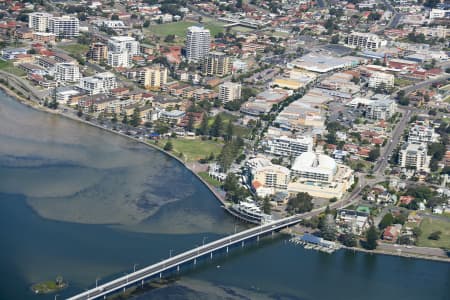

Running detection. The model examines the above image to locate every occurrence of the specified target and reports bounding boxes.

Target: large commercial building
[55,62,80,84]
[218,82,241,103]
[49,16,79,38]
[28,12,52,32]
[264,135,314,158]
[288,152,354,199]
[346,32,387,50]
[87,43,108,62]
[399,142,430,172]
[186,26,211,62]
[202,51,232,76]
[138,65,168,90]
[79,72,117,95]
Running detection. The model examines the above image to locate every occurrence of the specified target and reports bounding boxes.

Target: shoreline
[0,83,228,208]
[341,245,449,263]
[1,83,449,264]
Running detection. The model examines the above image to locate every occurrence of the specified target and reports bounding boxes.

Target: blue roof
[300,234,322,244]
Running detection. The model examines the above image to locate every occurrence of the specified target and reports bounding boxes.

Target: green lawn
[417,217,450,249]
[58,44,89,57]
[170,138,223,162]
[198,171,222,188]
[207,112,251,138]
[0,60,26,77]
[147,21,225,38]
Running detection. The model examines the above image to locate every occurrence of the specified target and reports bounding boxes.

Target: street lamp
[133,263,139,273]
[124,272,129,283]
[203,236,208,246]
[169,249,173,258]
[95,277,101,288]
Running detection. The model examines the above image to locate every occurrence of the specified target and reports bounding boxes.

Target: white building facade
[186,26,211,62]
[219,82,241,103]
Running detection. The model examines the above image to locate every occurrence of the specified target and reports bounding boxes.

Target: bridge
[67,215,302,300]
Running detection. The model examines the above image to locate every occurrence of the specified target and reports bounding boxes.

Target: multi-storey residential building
[49,16,79,38]
[55,62,80,84]
[399,142,430,172]
[218,82,241,103]
[265,135,314,158]
[246,157,290,197]
[87,43,108,62]
[202,51,232,76]
[186,26,210,62]
[107,36,140,56]
[28,12,52,32]
[107,51,130,68]
[408,124,439,144]
[346,32,387,50]
[79,72,117,95]
[138,65,168,90]
[368,72,394,89]
[348,97,396,120]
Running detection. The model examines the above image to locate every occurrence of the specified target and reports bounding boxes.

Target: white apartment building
[55,62,80,84]
[186,26,211,62]
[79,72,117,95]
[108,51,130,68]
[369,72,395,89]
[265,135,314,158]
[408,124,439,144]
[49,16,80,38]
[108,36,140,56]
[429,8,449,19]
[399,142,430,172]
[348,97,396,120]
[246,157,290,197]
[218,82,241,103]
[346,32,387,50]
[28,12,52,32]
[138,65,168,89]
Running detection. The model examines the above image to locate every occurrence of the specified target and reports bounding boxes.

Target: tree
[286,192,313,214]
[368,147,380,162]
[331,35,339,44]
[339,232,357,247]
[130,108,141,127]
[262,197,272,214]
[143,20,150,28]
[111,113,118,123]
[210,114,223,137]
[186,114,195,132]
[364,225,378,250]
[164,140,173,151]
[428,231,441,240]
[164,34,175,43]
[197,116,209,135]
[378,213,393,230]
[77,109,83,117]
[122,114,128,124]
[224,121,233,142]
[321,214,337,241]
[111,14,119,20]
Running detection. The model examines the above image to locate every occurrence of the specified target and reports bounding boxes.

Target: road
[377,242,448,258]
[373,108,412,174]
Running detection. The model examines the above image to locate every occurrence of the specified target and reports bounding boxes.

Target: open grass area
[146,20,225,38]
[198,171,222,188]
[417,217,450,249]
[207,112,251,138]
[207,112,238,126]
[58,44,89,57]
[0,60,26,77]
[394,78,414,87]
[170,138,223,162]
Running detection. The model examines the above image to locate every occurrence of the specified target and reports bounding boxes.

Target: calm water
[0,91,448,300]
